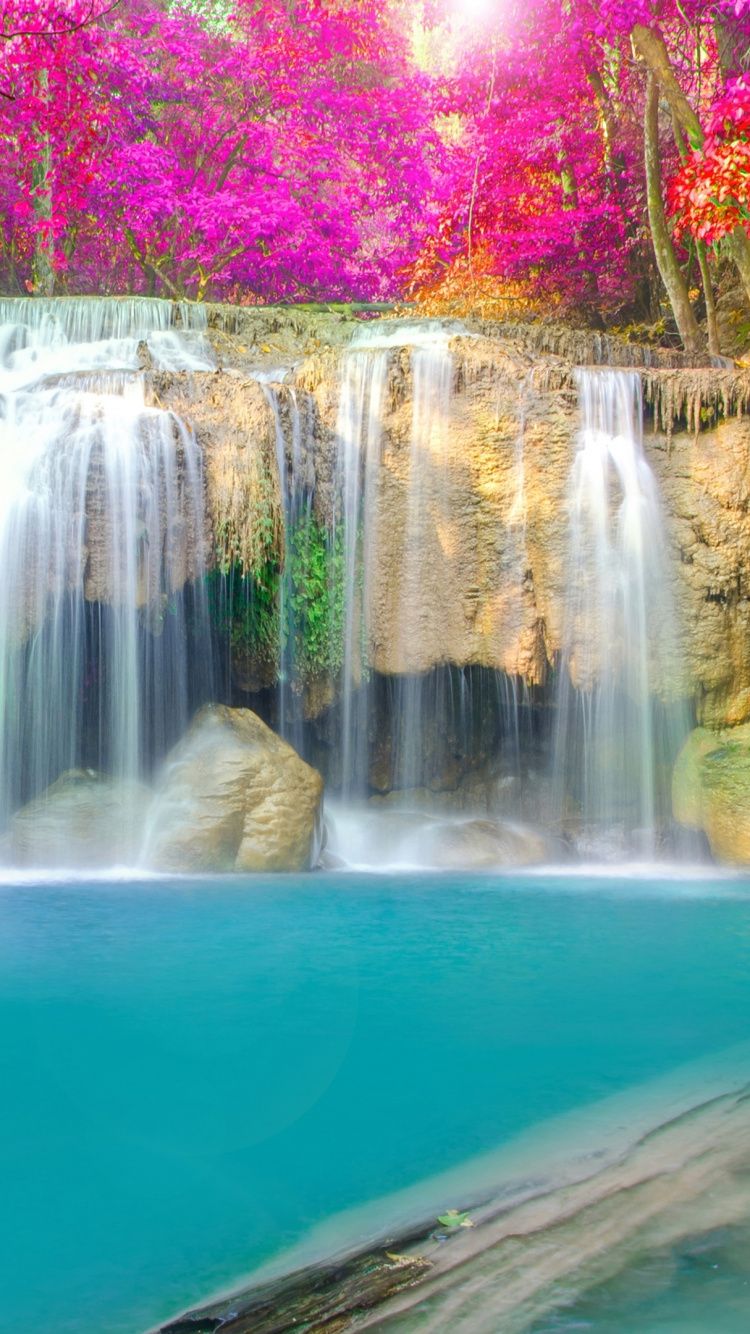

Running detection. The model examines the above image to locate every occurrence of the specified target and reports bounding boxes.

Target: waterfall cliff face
[0,299,213,831]
[320,352,689,855]
[5,297,750,867]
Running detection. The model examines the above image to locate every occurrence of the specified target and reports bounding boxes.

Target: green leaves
[288,515,346,676]
[208,514,348,682]
[436,1210,474,1230]
[207,560,281,662]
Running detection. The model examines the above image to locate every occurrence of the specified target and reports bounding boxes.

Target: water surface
[1,871,749,1333]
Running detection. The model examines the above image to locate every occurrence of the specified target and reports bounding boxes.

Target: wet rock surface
[146,311,750,729]
[673,724,750,864]
[1,769,152,868]
[145,705,324,873]
[157,1074,750,1334]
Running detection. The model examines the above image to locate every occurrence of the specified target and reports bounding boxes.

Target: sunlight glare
[457,0,495,21]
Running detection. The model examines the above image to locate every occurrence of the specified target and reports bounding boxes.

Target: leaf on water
[437,1210,474,1229]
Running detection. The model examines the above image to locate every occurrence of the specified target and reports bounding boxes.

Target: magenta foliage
[408,0,647,309]
[0,0,444,299]
[2,0,750,308]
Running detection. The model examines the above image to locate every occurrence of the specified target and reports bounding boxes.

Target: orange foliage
[409,247,565,320]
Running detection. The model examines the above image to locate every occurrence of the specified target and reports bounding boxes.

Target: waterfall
[553,369,688,855]
[0,304,698,870]
[256,371,310,754]
[330,322,465,797]
[0,298,213,849]
[388,331,454,792]
[333,333,388,796]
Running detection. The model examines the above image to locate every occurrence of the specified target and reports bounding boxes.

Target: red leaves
[668,77,750,245]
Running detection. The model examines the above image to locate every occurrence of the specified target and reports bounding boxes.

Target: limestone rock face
[650,413,750,725]
[150,313,750,727]
[2,770,152,868]
[673,725,750,864]
[146,705,324,873]
[295,337,572,686]
[151,373,284,579]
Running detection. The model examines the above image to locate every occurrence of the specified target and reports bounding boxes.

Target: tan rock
[145,705,324,873]
[673,724,750,864]
[149,371,284,578]
[3,769,151,868]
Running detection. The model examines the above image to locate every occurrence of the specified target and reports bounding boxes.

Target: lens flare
[458,0,495,20]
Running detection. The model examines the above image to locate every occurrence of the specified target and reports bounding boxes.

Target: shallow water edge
[156,1045,750,1333]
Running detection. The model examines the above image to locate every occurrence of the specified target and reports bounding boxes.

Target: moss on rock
[673,724,750,863]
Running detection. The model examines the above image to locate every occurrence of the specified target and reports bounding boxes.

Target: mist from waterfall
[553,369,689,855]
[0,298,214,848]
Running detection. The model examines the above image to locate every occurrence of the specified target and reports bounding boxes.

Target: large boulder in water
[2,769,151,868]
[145,705,324,873]
[673,724,750,864]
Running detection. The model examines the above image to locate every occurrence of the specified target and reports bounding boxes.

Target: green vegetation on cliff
[208,514,348,683]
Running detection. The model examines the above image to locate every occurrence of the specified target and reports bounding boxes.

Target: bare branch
[0,0,123,43]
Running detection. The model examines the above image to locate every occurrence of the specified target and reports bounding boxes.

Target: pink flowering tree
[0,0,443,299]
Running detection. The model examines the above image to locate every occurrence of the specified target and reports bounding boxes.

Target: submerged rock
[325,805,558,870]
[418,817,558,869]
[145,705,324,873]
[3,769,152,868]
[673,724,750,864]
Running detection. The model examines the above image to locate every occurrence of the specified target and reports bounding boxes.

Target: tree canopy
[2,0,750,347]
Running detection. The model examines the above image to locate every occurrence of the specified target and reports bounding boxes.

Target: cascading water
[255,372,311,755]
[329,321,465,800]
[388,330,455,793]
[321,323,543,868]
[553,369,689,856]
[0,298,214,862]
[333,330,389,797]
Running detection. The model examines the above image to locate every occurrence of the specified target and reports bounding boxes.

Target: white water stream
[0,298,213,841]
[553,369,688,854]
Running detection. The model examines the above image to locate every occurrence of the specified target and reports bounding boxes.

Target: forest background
[3,0,750,355]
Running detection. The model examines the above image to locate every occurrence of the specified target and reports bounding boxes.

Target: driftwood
[158,1226,436,1334]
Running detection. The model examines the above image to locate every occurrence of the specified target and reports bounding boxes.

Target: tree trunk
[697,240,720,356]
[633,22,750,310]
[727,227,750,299]
[643,73,703,354]
[715,14,750,77]
[632,25,702,143]
[32,69,55,297]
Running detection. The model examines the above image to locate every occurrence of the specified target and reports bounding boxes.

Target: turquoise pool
[1,871,749,1333]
